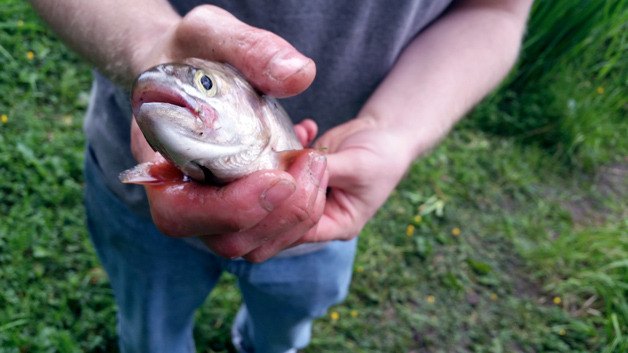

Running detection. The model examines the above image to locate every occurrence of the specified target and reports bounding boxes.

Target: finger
[202,150,327,261]
[293,118,318,147]
[300,187,360,243]
[242,222,321,263]
[146,170,296,236]
[242,166,329,262]
[174,5,316,97]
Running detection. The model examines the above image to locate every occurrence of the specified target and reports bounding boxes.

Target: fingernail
[260,179,296,211]
[308,153,327,181]
[268,50,310,82]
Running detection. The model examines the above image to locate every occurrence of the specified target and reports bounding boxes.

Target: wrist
[129,22,179,80]
[100,3,181,86]
[356,109,444,164]
[126,18,182,86]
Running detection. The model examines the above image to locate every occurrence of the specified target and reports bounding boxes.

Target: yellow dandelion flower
[350,310,359,318]
[62,115,73,126]
[596,86,605,95]
[559,328,566,336]
[1,114,7,124]
[490,292,498,301]
[451,227,461,236]
[330,311,340,321]
[406,224,415,237]
[553,296,562,305]
[426,295,436,304]
[26,51,35,60]
[413,215,422,224]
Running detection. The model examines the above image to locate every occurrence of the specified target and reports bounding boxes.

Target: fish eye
[194,70,217,96]
[200,75,212,90]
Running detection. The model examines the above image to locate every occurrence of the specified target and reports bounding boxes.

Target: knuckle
[218,215,248,233]
[289,203,317,226]
[185,4,230,21]
[243,251,268,264]
[237,30,282,64]
[178,7,207,32]
[210,238,246,259]
[176,6,236,56]
[183,7,281,63]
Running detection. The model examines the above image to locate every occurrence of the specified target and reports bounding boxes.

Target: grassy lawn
[1,1,626,352]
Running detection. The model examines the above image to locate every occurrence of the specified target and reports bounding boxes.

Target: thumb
[325,150,368,190]
[174,5,316,97]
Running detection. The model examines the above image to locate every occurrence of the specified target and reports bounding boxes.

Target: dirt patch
[563,159,627,226]
[595,161,628,198]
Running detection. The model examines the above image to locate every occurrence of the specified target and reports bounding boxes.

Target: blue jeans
[83,150,356,353]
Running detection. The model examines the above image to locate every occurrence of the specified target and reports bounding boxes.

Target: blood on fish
[148,161,188,183]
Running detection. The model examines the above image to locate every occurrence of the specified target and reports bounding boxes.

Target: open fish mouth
[135,101,193,127]
[133,101,248,169]
[132,83,198,118]
[132,80,220,133]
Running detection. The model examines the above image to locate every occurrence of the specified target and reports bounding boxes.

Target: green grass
[467,0,628,170]
[1,1,626,352]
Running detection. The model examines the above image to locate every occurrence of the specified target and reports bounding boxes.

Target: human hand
[298,116,415,243]
[129,5,327,262]
[130,5,315,96]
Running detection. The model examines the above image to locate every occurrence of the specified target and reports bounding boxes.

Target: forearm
[29,0,180,86]
[361,0,533,162]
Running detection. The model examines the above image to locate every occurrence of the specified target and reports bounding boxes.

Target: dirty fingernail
[308,153,327,181]
[268,50,311,82]
[260,179,296,211]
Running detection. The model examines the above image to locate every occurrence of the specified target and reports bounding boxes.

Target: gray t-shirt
[84,0,453,217]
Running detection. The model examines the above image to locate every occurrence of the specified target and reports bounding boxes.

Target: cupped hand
[299,116,416,243]
[129,5,325,262]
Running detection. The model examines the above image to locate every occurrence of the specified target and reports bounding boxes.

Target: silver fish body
[129,58,301,183]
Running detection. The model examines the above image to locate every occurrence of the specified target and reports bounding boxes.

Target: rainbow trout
[120,58,302,184]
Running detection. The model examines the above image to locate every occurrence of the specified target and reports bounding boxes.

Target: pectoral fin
[119,161,187,185]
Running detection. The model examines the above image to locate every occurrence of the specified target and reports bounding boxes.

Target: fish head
[131,59,273,181]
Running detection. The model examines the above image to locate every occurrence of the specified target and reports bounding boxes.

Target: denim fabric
[83,148,357,353]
